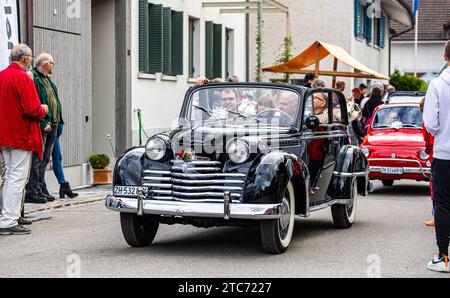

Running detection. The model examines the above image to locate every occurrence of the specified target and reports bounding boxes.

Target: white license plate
[114,186,148,197]
[380,167,404,175]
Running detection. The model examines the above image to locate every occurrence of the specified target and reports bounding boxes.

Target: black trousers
[432,158,450,256]
[25,126,58,197]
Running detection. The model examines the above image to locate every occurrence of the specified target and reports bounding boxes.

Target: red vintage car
[361,102,431,187]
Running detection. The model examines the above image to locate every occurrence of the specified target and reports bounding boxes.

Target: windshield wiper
[193,105,217,120]
[402,124,419,128]
[374,125,391,129]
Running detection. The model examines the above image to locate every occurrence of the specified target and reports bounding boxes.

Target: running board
[309,197,352,213]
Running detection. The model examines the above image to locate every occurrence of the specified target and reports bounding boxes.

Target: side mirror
[304,116,320,130]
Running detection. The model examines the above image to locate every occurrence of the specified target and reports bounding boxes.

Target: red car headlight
[419,149,430,161]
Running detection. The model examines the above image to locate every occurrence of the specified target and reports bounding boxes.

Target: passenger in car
[313,92,329,124]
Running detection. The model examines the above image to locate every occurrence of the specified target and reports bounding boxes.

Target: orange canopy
[263,41,390,80]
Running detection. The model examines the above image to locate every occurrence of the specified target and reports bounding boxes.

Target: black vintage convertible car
[106,83,370,254]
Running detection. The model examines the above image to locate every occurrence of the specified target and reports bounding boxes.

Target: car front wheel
[120,213,159,247]
[260,181,296,254]
[332,179,358,229]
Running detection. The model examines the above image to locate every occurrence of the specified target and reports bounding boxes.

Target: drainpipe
[389,26,414,76]
[245,0,250,82]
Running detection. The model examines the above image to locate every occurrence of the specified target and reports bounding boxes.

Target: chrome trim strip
[150,196,242,204]
[171,179,244,185]
[144,183,173,188]
[171,166,221,172]
[105,195,283,220]
[172,185,243,191]
[301,134,348,140]
[172,172,246,179]
[333,171,367,178]
[190,161,222,166]
[172,191,241,198]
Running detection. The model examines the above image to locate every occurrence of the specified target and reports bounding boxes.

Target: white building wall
[130,0,247,144]
[391,41,447,74]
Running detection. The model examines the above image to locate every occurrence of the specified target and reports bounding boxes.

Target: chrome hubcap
[279,196,291,239]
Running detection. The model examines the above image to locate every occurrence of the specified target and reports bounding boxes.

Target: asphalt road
[0,180,446,278]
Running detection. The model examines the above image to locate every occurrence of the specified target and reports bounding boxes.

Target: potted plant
[89,153,112,185]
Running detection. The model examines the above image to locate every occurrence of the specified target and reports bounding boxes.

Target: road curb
[25,196,106,215]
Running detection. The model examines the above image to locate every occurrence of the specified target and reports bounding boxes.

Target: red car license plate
[380,167,404,175]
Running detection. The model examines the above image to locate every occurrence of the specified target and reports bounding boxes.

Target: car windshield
[373,106,423,129]
[387,96,423,104]
[188,86,300,127]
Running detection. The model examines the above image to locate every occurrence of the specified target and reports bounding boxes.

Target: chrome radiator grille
[142,160,246,202]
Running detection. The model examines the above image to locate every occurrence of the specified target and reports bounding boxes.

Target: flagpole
[414,7,419,76]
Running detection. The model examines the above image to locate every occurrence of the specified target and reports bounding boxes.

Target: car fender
[113,147,145,186]
[243,151,310,214]
[329,145,369,200]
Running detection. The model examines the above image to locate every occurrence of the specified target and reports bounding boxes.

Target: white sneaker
[427,255,450,273]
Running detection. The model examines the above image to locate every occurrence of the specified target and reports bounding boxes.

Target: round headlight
[227,140,250,164]
[146,138,167,161]
[361,147,370,157]
[419,149,430,161]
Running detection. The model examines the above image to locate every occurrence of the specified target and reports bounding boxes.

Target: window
[225,28,235,79]
[205,21,223,79]
[354,0,385,48]
[189,17,200,78]
[139,1,183,75]
[376,12,386,48]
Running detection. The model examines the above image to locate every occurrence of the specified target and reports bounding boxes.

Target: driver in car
[278,91,299,122]
[213,89,239,119]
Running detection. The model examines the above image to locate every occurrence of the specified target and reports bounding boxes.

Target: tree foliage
[389,70,428,92]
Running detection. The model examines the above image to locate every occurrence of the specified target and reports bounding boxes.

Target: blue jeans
[52,124,67,185]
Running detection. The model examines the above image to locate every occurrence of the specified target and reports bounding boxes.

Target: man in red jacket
[0,44,48,236]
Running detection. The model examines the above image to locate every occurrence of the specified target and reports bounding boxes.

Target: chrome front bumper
[105,195,283,220]
[368,158,431,178]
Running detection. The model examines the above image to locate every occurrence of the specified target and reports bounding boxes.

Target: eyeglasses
[313,96,325,102]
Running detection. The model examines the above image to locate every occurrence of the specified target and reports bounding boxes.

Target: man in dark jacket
[0,44,47,235]
[25,53,63,204]
[303,73,316,88]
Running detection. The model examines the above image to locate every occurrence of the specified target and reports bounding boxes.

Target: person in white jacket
[424,40,450,273]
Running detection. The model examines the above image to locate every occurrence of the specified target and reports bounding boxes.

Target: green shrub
[89,154,110,170]
[390,70,428,92]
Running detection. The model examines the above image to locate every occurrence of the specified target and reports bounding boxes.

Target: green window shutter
[205,21,214,79]
[139,0,149,73]
[148,4,163,74]
[354,0,362,38]
[379,12,386,48]
[364,5,372,43]
[162,7,172,75]
[171,11,184,76]
[189,19,195,78]
[213,24,222,79]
